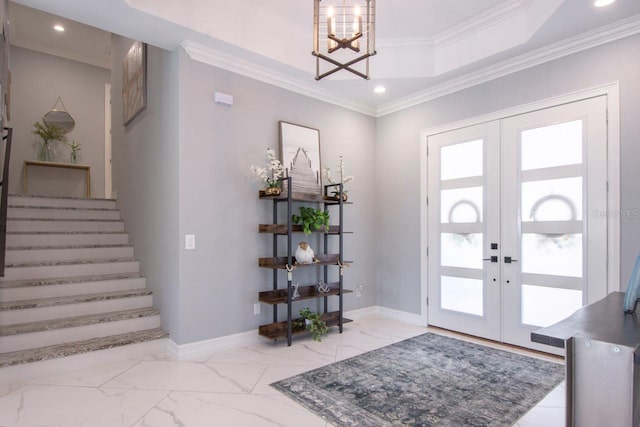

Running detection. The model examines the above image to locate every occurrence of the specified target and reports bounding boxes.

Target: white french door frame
[419,82,620,327]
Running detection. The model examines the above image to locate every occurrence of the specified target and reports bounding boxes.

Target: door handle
[483,256,498,263]
[504,256,518,263]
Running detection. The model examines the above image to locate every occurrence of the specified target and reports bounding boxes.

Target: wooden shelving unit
[257,177,352,345]
[258,311,352,340]
[259,283,353,305]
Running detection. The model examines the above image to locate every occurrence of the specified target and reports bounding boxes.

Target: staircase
[0,195,167,368]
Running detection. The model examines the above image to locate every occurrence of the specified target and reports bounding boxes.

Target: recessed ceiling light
[374,86,386,94]
[53,25,65,32]
[594,0,615,7]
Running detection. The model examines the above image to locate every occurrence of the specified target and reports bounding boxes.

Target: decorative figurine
[317,280,330,293]
[295,242,316,264]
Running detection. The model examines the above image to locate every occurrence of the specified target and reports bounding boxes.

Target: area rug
[271,333,564,426]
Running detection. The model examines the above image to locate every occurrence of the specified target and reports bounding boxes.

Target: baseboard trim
[169,306,424,360]
[343,306,380,319]
[345,305,424,326]
[168,330,262,361]
[375,306,425,325]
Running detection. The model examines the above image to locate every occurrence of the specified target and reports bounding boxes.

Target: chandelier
[312,0,376,80]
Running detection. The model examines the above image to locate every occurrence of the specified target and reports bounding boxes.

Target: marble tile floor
[0,314,565,426]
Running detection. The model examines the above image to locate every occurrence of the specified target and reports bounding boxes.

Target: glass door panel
[428,122,501,341]
[520,120,582,170]
[501,96,608,353]
[427,96,607,354]
[441,276,484,316]
[521,284,582,327]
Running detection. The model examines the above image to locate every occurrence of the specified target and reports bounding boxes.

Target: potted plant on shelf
[250,148,285,196]
[296,307,329,341]
[323,155,353,201]
[32,121,66,162]
[292,207,329,234]
[66,140,81,164]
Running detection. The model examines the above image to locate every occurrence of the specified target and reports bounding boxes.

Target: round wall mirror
[43,110,75,133]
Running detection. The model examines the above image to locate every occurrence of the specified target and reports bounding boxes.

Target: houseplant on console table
[32,121,66,162]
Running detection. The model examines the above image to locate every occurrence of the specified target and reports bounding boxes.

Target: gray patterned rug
[271,333,564,426]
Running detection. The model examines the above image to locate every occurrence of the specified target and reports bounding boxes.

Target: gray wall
[8,46,109,198]
[375,34,640,314]
[110,39,376,345]
[176,49,376,344]
[110,35,181,341]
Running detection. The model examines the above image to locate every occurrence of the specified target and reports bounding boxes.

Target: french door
[427,96,608,353]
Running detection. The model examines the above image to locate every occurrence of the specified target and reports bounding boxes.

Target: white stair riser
[8,196,116,210]
[0,315,161,353]
[0,295,153,325]
[6,246,134,263]
[7,233,129,247]
[8,207,120,221]
[8,220,125,233]
[2,261,140,281]
[0,277,146,302]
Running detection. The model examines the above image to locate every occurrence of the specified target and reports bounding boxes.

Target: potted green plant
[32,121,66,162]
[66,140,81,164]
[296,307,329,341]
[292,207,329,234]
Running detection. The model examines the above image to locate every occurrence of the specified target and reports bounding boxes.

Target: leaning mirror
[43,97,75,134]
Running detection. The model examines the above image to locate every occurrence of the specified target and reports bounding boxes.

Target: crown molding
[376,0,534,55]
[377,14,640,117]
[433,0,533,47]
[181,40,376,117]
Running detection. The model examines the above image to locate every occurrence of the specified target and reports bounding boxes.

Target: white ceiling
[9,0,640,116]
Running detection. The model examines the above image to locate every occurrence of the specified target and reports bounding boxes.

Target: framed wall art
[279,121,322,197]
[122,41,147,126]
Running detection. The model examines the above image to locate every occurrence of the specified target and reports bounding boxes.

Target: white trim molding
[167,329,262,361]
[181,40,377,117]
[167,305,425,361]
[345,306,424,326]
[378,14,640,116]
[181,14,639,119]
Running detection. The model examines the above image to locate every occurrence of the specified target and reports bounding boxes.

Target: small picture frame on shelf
[278,121,322,197]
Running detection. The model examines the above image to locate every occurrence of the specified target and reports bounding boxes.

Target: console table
[532,292,640,426]
[23,160,91,198]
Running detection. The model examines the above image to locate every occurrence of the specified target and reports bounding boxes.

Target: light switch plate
[185,234,195,250]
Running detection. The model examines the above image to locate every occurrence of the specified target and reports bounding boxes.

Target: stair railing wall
[0,127,13,276]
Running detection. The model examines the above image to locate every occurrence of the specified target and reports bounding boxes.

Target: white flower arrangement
[250,148,285,188]
[323,155,353,194]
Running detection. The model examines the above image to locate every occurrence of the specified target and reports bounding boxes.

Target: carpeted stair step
[0,289,153,325]
[0,308,161,353]
[6,231,129,247]
[0,328,168,368]
[7,218,125,233]
[1,258,140,281]
[0,273,146,302]
[7,205,121,220]
[5,244,134,263]
[8,195,117,210]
